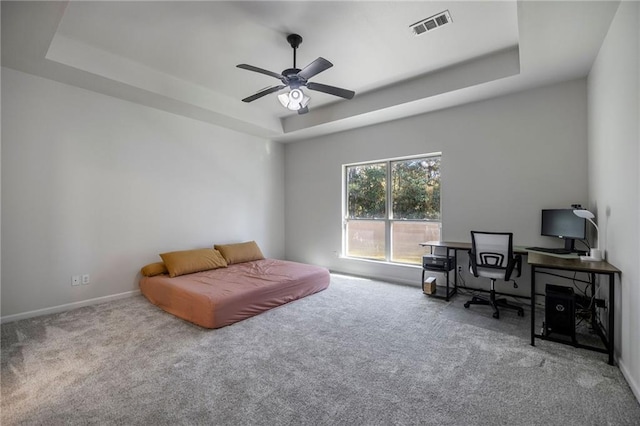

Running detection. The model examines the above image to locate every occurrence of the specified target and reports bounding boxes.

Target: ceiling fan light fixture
[278,89,310,111]
[277,92,289,108]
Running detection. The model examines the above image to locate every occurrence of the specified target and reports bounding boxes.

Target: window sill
[339,255,423,269]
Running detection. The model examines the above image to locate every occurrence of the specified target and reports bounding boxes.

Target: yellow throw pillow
[141,262,169,277]
[159,248,228,278]
[214,241,265,265]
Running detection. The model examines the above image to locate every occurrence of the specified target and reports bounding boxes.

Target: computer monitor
[541,209,586,252]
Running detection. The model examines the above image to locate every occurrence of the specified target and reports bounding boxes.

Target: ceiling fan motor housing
[282,68,304,88]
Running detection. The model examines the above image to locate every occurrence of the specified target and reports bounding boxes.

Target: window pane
[391,158,440,220]
[346,163,386,219]
[346,220,385,260]
[391,221,441,264]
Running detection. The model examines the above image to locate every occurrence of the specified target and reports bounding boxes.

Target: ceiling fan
[237,34,355,115]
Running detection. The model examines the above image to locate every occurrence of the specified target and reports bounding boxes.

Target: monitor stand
[564,238,587,256]
[563,238,575,252]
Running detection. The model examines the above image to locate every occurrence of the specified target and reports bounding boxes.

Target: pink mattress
[139,259,330,328]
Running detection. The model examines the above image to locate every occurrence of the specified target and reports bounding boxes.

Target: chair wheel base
[464,294,524,319]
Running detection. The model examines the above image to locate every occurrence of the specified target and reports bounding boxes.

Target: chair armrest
[506,254,522,280]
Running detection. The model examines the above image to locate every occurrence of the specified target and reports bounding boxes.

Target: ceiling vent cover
[410,10,452,36]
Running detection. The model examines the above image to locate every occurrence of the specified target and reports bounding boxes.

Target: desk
[423,242,620,364]
[419,241,528,301]
[528,252,620,365]
[421,241,529,255]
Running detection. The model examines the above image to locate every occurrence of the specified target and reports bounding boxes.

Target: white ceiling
[1,1,620,142]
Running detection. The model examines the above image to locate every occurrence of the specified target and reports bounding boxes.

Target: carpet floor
[2,274,639,425]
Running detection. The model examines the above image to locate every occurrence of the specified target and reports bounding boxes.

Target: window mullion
[385,161,392,261]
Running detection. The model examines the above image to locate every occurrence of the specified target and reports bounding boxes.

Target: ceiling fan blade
[297,57,333,80]
[237,64,284,80]
[241,85,286,103]
[297,106,309,115]
[306,82,355,99]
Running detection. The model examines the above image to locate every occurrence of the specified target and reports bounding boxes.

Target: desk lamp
[573,209,602,261]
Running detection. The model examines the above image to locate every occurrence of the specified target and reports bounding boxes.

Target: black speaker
[544,284,576,342]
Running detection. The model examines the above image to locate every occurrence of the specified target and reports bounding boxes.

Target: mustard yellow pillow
[159,248,228,278]
[141,262,168,277]
[214,241,265,265]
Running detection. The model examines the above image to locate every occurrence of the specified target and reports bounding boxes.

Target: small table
[528,252,620,365]
[419,241,466,300]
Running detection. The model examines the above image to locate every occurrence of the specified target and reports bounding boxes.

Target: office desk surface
[420,241,620,272]
[527,252,620,273]
[420,241,471,250]
[420,240,529,255]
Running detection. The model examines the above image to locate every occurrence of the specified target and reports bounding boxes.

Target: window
[344,154,441,265]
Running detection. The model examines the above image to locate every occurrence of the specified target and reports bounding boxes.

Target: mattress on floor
[140,258,330,328]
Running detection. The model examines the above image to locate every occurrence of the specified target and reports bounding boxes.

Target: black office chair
[464,231,524,319]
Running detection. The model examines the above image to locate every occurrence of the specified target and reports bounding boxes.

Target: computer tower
[544,284,576,342]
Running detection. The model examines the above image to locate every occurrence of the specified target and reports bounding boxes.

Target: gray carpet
[2,274,639,425]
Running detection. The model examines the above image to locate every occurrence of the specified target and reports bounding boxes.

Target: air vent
[410,10,452,36]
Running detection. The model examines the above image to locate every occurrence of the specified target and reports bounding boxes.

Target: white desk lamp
[573,209,602,261]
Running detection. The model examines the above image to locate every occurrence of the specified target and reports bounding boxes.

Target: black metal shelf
[426,284,457,300]
[421,247,457,301]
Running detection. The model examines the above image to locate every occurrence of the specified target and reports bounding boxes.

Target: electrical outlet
[457,265,462,272]
[82,274,90,285]
[71,275,81,286]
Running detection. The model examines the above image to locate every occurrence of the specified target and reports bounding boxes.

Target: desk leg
[453,249,458,291]
[445,268,450,301]
[590,273,597,331]
[530,265,536,346]
[608,272,615,366]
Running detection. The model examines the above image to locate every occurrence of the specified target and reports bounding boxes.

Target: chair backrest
[470,231,514,280]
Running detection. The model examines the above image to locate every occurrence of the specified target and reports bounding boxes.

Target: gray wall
[284,79,588,288]
[1,67,284,319]
[587,0,640,402]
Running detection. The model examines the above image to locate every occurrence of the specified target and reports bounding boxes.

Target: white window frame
[342,152,442,265]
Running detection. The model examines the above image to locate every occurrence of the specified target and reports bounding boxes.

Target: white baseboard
[618,358,640,404]
[0,290,141,324]
[329,270,418,288]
